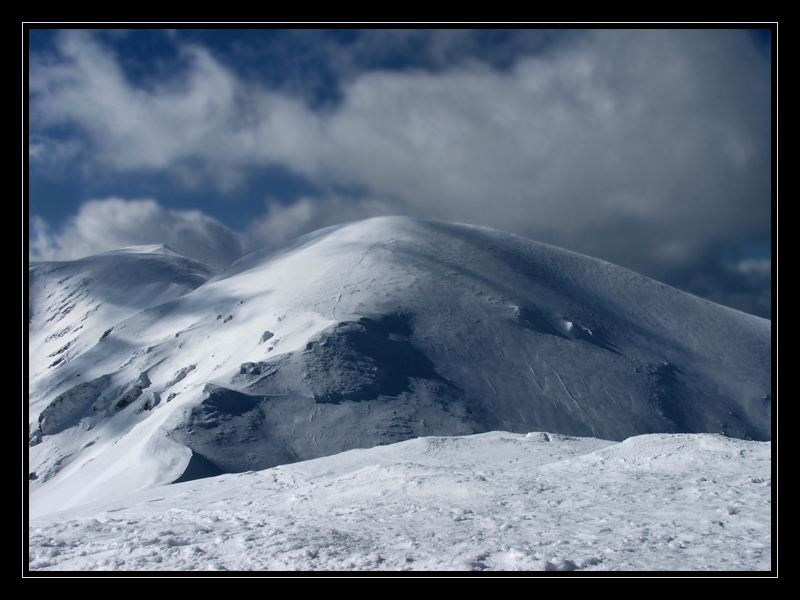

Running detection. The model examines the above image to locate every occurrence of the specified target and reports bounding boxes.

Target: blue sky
[27,28,773,318]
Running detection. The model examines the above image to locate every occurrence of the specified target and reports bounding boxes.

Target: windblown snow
[29,432,771,572]
[27,217,772,572]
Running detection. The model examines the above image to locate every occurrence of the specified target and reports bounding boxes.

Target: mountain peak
[28,219,771,517]
[104,243,179,256]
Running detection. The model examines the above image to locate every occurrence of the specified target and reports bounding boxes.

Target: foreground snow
[28,431,771,572]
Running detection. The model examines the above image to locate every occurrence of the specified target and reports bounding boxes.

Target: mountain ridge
[27,216,771,517]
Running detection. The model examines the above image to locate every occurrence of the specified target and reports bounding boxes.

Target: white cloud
[246,196,399,247]
[29,29,771,279]
[729,258,772,295]
[732,258,771,277]
[29,198,245,270]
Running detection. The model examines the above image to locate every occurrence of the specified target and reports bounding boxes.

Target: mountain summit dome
[28,217,771,516]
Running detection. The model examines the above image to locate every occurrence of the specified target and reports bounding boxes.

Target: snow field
[28,432,771,572]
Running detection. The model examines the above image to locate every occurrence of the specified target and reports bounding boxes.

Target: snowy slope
[27,217,771,519]
[29,244,216,385]
[28,431,771,572]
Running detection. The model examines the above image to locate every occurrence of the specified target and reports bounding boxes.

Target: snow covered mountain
[27,217,771,519]
[29,244,216,382]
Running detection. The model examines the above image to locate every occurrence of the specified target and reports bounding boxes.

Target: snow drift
[29,431,772,572]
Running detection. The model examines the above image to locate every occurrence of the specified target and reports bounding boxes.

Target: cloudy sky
[27,28,773,318]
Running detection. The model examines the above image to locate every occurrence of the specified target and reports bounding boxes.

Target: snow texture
[28,432,771,572]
